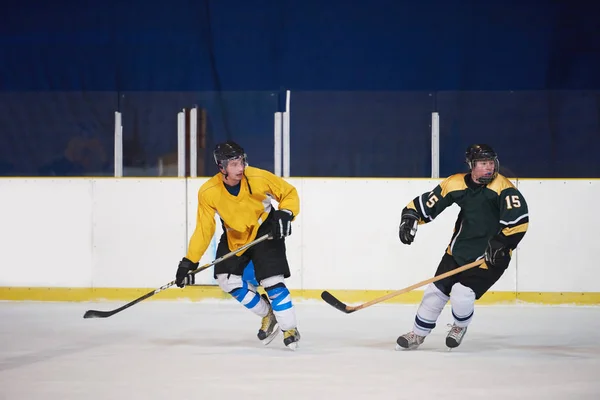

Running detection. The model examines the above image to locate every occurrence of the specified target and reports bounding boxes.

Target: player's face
[223,157,245,182]
[471,159,495,183]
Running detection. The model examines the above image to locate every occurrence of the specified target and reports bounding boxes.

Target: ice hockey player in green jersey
[396,144,529,350]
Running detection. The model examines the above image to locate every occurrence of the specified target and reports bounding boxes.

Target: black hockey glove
[175,257,199,288]
[271,209,293,239]
[399,208,420,245]
[484,236,511,269]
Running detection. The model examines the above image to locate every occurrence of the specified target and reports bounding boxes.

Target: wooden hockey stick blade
[320,291,356,314]
[320,258,485,314]
[83,287,163,318]
[83,234,272,319]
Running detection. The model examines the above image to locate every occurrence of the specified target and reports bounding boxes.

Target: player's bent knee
[451,283,476,303]
[450,283,475,326]
[216,273,244,293]
[262,277,292,313]
[217,274,262,310]
[260,274,285,288]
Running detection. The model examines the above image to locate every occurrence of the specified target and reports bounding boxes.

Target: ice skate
[446,324,467,349]
[282,328,301,351]
[257,294,279,345]
[395,331,425,350]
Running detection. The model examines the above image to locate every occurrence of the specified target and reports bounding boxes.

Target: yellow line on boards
[0,287,599,305]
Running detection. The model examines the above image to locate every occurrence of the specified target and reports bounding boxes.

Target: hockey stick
[83,233,272,319]
[321,258,485,314]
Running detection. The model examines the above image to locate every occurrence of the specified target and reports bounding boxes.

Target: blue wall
[1,0,599,176]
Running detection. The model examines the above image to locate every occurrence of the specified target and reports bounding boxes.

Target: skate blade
[395,344,420,351]
[260,324,280,346]
[285,342,299,351]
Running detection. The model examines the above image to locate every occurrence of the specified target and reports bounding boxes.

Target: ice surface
[1,300,599,400]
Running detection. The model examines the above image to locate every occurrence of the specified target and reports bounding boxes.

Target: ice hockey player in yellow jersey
[396,144,529,350]
[174,141,301,350]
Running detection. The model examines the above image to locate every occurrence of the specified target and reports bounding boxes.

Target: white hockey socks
[216,274,270,317]
[450,283,475,328]
[413,283,450,337]
[262,275,297,331]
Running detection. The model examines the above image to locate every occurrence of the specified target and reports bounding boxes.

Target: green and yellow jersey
[405,173,529,266]
[185,166,300,263]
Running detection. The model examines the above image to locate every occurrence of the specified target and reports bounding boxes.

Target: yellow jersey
[185,166,300,262]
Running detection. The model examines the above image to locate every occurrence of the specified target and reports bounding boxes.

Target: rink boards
[0,177,598,305]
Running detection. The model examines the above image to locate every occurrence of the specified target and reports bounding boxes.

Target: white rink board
[0,179,93,287]
[515,179,599,292]
[91,179,187,288]
[0,177,597,293]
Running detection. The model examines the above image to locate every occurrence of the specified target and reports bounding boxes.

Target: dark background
[1,0,598,177]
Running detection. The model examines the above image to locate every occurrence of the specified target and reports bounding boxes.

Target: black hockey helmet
[465,144,499,184]
[213,141,247,169]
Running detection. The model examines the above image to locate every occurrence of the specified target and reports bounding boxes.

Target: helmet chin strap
[244,171,253,194]
[217,163,229,179]
[473,169,496,184]
[477,175,494,184]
